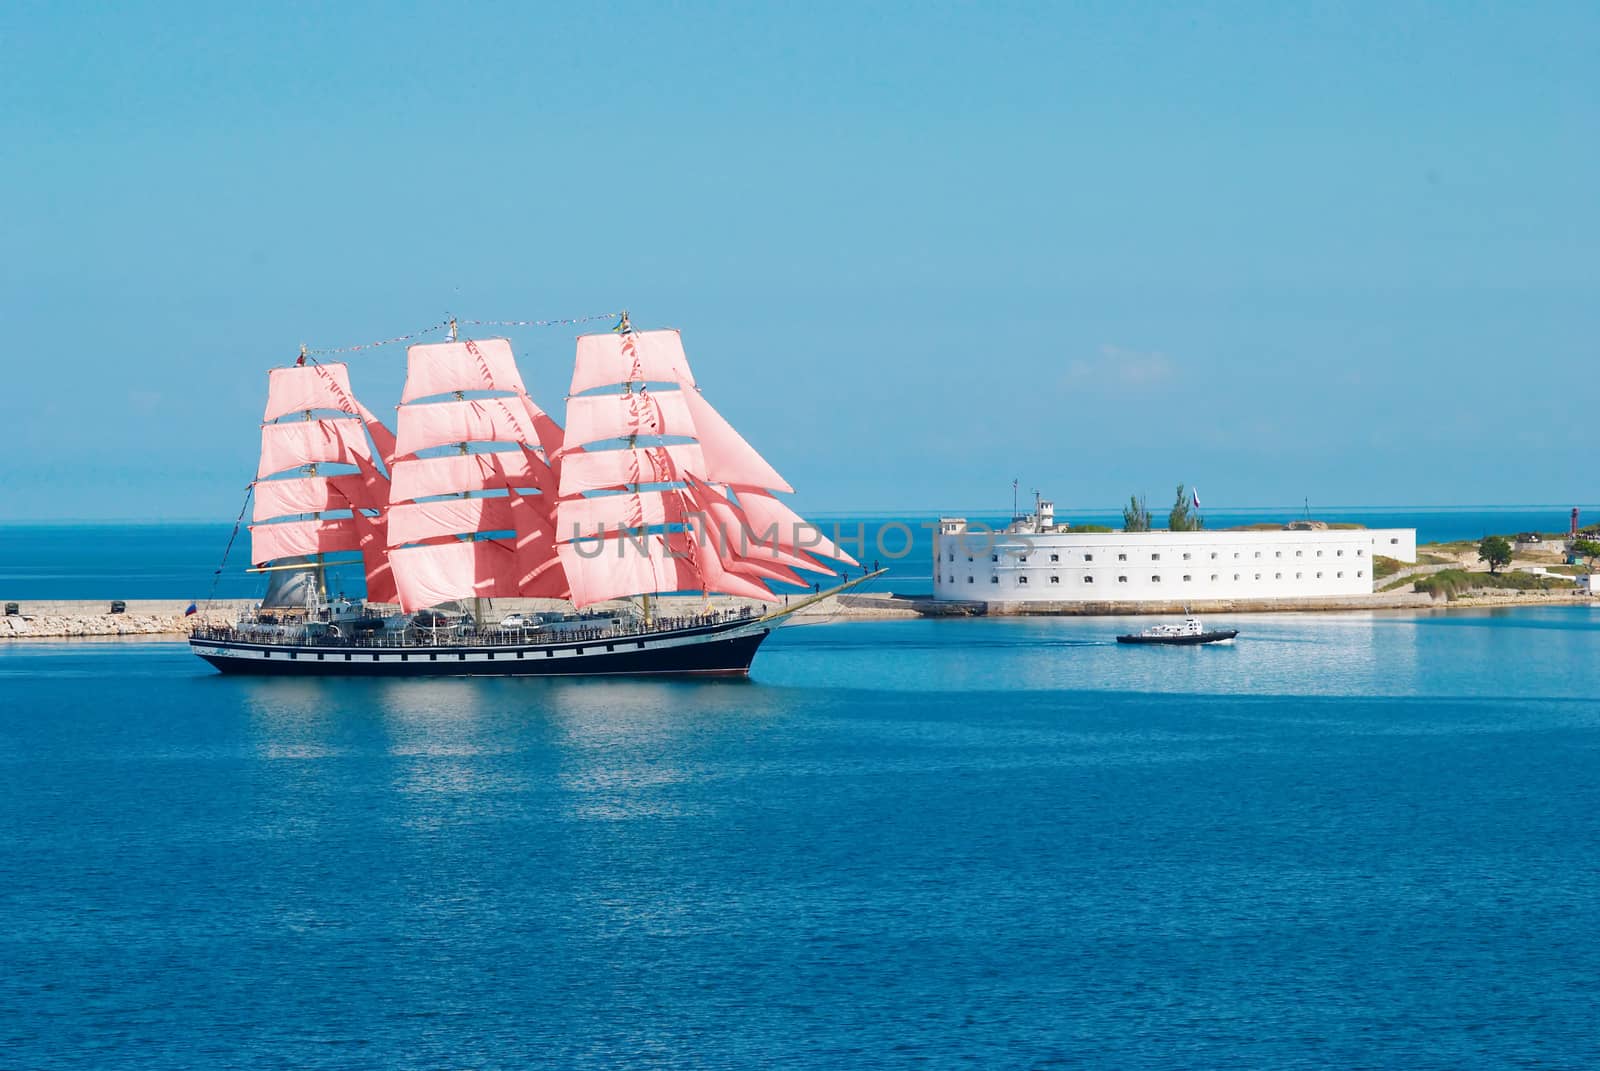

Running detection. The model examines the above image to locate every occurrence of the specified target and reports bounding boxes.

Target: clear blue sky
[2,2,1595,521]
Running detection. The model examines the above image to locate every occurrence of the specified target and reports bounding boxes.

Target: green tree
[1572,538,1600,572]
[1168,483,1203,532]
[1122,494,1151,532]
[1477,535,1513,574]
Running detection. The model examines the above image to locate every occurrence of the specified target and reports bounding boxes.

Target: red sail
[258,418,373,479]
[390,449,552,502]
[388,496,520,548]
[674,379,793,494]
[263,363,361,422]
[249,517,362,566]
[401,338,527,402]
[389,539,523,612]
[569,330,697,396]
[562,389,696,451]
[556,530,775,608]
[558,443,706,497]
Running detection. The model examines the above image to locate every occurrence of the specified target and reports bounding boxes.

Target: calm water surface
[3,608,1599,1068]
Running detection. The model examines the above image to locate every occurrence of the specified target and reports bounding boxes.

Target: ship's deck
[191,605,760,650]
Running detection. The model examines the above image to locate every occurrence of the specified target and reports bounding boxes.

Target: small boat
[1116,616,1238,646]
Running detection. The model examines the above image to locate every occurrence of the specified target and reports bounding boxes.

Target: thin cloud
[1064,345,1177,390]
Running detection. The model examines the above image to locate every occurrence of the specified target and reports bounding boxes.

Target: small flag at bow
[184,602,198,616]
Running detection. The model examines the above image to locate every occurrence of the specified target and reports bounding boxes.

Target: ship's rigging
[240,315,858,615]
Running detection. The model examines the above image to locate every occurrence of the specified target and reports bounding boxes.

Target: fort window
[1050,553,1059,562]
[967,576,974,583]
[1317,550,1323,557]
[1050,576,1060,584]
[1182,553,1191,560]
[1084,553,1094,562]
[1018,576,1029,585]
[1118,575,1128,583]
[1152,553,1161,561]
[991,554,998,562]
[1084,576,1094,584]
[1357,570,1364,577]
[1151,575,1161,583]
[1337,571,1343,578]
[1254,573,1261,580]
[1210,574,1218,581]
[1275,551,1282,558]
[990,576,999,584]
[1357,549,1365,557]
[1020,555,1028,562]
[1233,573,1240,580]
[1183,574,1191,581]
[1316,572,1323,578]
[1296,550,1303,557]
[1390,538,1399,544]
[1275,573,1281,579]
[1117,553,1127,561]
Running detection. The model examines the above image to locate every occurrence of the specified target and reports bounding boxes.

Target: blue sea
[3,607,1599,1068]
[1,506,1595,601]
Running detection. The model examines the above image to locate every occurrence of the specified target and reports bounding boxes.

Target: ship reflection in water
[239,672,785,827]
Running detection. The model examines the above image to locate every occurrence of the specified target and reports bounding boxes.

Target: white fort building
[933,498,1417,605]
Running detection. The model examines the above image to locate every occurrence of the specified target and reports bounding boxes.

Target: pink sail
[558,443,706,497]
[253,476,341,521]
[332,452,392,512]
[562,389,696,451]
[389,538,522,611]
[250,517,362,565]
[355,401,398,469]
[675,383,793,494]
[390,449,550,503]
[557,531,775,608]
[350,510,399,604]
[253,463,385,521]
[555,489,677,543]
[722,555,805,588]
[685,475,836,576]
[570,330,697,396]
[509,493,569,599]
[401,338,528,403]
[734,486,858,566]
[688,532,779,602]
[263,363,360,422]
[258,418,373,479]
[394,397,544,458]
[515,393,566,459]
[387,496,520,548]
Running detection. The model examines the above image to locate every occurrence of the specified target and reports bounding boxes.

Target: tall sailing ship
[189,317,871,676]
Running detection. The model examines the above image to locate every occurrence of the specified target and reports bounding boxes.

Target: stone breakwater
[2,600,249,639]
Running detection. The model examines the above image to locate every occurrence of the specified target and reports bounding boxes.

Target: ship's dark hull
[1116,629,1239,646]
[190,619,771,677]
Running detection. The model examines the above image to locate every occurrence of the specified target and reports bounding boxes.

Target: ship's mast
[444,316,487,628]
[613,311,654,628]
